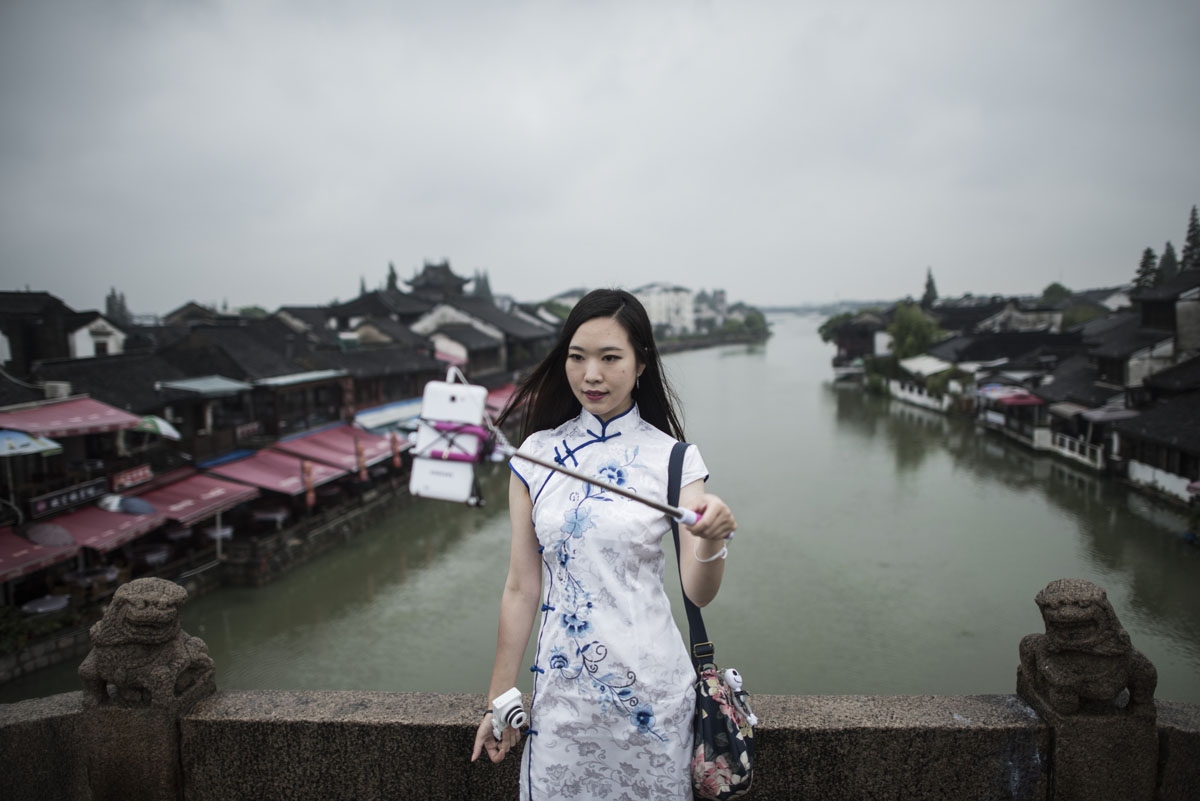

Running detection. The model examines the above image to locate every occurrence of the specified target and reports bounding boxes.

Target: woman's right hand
[470,715,522,763]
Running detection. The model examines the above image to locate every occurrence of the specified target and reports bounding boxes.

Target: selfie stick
[421,420,702,527]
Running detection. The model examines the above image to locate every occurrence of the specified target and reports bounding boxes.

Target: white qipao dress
[511,404,708,801]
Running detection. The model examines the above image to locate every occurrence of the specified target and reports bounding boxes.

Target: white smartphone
[408,380,489,503]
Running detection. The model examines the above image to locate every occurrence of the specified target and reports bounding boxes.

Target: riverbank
[1,474,416,687]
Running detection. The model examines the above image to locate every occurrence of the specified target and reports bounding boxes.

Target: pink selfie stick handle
[425,450,478,463]
[675,508,701,527]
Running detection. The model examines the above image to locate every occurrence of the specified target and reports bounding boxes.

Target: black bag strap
[669,441,713,668]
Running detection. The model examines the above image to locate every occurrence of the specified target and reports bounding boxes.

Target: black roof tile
[1112,390,1200,453]
[1129,269,1200,302]
[31,351,194,413]
[1145,356,1200,393]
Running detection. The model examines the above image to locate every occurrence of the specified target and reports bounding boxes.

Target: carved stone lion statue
[1018,578,1156,718]
[78,578,215,711]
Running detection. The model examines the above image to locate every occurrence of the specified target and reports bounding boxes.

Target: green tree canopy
[1134,247,1158,290]
[1040,282,1072,306]
[386,261,398,291]
[1158,241,1179,283]
[818,311,854,343]
[888,303,944,359]
[1180,205,1200,272]
[237,305,268,319]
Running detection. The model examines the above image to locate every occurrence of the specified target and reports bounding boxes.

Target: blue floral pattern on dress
[519,408,707,800]
[540,445,666,741]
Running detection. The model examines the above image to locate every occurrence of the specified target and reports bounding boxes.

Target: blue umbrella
[118,497,156,516]
[0,429,63,456]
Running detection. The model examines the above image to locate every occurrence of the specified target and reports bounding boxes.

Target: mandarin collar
[579,402,640,440]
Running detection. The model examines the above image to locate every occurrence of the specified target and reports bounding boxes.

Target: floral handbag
[669,442,756,800]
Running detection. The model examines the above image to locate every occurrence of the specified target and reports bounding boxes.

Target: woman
[469,289,737,799]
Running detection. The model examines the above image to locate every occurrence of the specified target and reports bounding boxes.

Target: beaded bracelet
[694,543,728,563]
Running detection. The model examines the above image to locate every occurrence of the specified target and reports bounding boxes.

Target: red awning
[486,383,518,414]
[273,424,407,470]
[53,506,165,552]
[206,448,347,495]
[0,397,141,438]
[995,394,1044,407]
[137,473,260,526]
[0,526,78,582]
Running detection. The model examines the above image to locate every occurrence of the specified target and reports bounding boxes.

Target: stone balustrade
[1,577,1198,800]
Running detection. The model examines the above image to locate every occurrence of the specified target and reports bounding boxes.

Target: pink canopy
[0,526,78,582]
[137,473,260,526]
[52,505,165,553]
[207,449,346,495]
[0,397,140,438]
[272,424,402,471]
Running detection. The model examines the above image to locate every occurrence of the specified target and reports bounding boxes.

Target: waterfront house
[831,311,887,377]
[1111,390,1200,504]
[156,321,346,439]
[0,291,129,378]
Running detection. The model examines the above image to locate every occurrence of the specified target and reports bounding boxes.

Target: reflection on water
[3,314,1198,705]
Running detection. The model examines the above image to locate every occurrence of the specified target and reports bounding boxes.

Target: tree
[1157,242,1179,284]
[1180,205,1200,272]
[1133,247,1158,290]
[104,287,132,326]
[818,312,854,343]
[888,303,944,359]
[386,262,398,291]
[359,276,367,296]
[237,305,268,319]
[920,268,938,310]
[1041,282,1072,306]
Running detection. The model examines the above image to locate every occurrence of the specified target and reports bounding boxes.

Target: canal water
[4,313,1199,704]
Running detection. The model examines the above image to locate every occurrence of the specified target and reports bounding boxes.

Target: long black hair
[498,289,685,442]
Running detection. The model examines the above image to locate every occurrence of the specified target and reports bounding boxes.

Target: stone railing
[2,578,1199,801]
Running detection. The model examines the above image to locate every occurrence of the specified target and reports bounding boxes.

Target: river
[4,313,1198,704]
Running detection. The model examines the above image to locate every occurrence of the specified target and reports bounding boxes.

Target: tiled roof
[930,301,1010,332]
[432,323,504,351]
[329,290,432,320]
[310,347,443,379]
[926,332,1082,363]
[1129,269,1200,302]
[158,322,310,380]
[1113,391,1200,453]
[123,324,190,351]
[1088,325,1172,360]
[1144,356,1200,393]
[441,297,555,342]
[1071,310,1139,342]
[0,376,42,407]
[31,351,194,413]
[1032,355,1122,407]
[0,291,73,316]
[356,316,429,348]
[278,306,332,330]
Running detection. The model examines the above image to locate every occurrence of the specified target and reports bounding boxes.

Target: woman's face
[565,316,644,422]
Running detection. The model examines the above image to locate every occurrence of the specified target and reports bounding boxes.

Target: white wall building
[633,283,694,335]
[68,314,127,358]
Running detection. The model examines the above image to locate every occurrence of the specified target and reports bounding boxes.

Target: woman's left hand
[686,493,737,541]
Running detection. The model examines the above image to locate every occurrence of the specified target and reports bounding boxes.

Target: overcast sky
[2,0,1197,317]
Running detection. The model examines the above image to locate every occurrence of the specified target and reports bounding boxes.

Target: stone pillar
[77,578,216,801]
[1016,578,1158,801]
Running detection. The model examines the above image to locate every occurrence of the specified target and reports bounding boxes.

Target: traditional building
[633,282,694,335]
